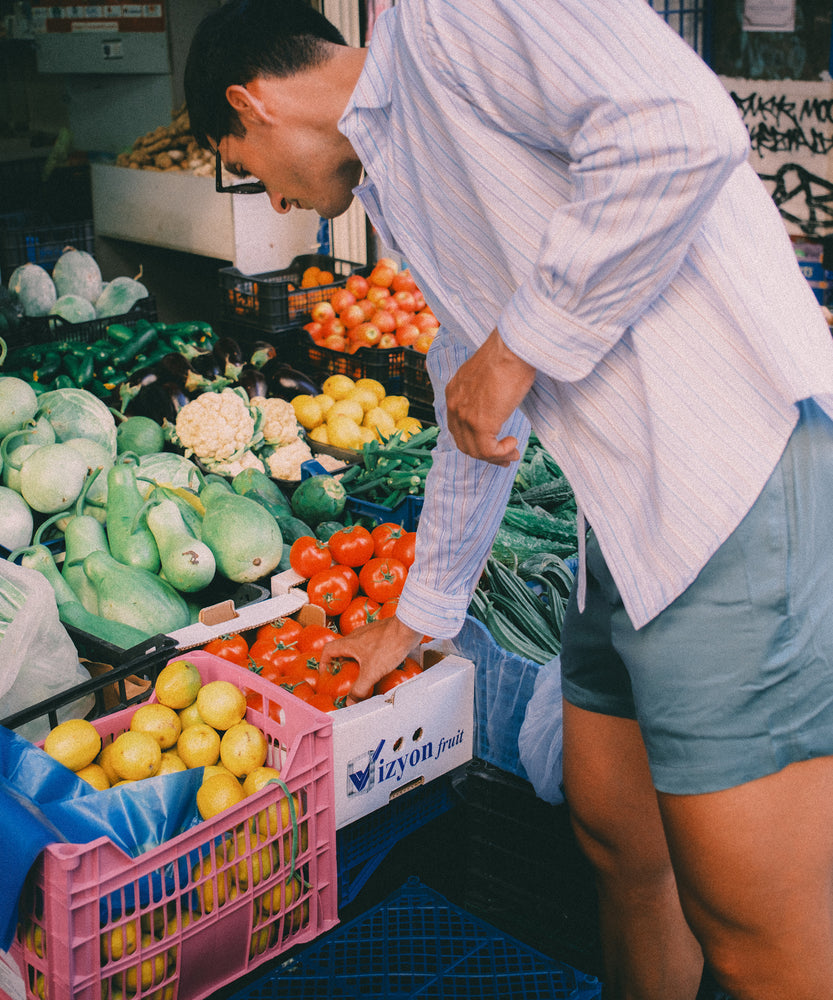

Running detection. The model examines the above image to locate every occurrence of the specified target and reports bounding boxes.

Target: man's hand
[319,616,422,702]
[445,328,536,466]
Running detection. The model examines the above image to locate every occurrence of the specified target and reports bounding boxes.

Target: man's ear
[225,83,270,125]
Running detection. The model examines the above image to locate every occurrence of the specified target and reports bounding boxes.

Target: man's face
[216,115,361,219]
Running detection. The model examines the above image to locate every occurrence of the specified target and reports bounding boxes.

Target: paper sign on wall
[743,0,796,33]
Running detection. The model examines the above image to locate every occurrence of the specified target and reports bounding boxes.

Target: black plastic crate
[455,761,603,977]
[0,216,94,278]
[295,328,405,393]
[403,345,435,421]
[222,876,602,1000]
[4,294,157,353]
[218,254,360,331]
[215,317,301,369]
[0,632,178,734]
[336,776,455,907]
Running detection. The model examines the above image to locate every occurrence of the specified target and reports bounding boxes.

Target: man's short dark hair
[185,0,346,149]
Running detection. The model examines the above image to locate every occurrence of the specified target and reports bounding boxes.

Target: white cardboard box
[329,649,474,829]
[91,163,320,273]
[171,570,475,829]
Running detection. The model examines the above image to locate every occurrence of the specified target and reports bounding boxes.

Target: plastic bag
[0,725,204,949]
[451,615,542,780]
[0,558,94,742]
[517,655,565,805]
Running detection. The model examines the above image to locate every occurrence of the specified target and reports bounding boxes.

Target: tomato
[297,623,340,657]
[327,525,374,567]
[378,599,399,620]
[280,679,317,703]
[252,646,307,684]
[374,656,423,695]
[330,563,360,598]
[306,567,355,616]
[370,522,405,558]
[255,617,304,646]
[391,531,416,569]
[307,691,340,713]
[289,537,333,579]
[358,557,408,603]
[339,596,381,635]
[317,656,360,699]
[202,632,250,667]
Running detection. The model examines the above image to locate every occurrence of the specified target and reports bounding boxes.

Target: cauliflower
[205,449,266,478]
[174,388,256,462]
[265,438,315,481]
[250,396,301,445]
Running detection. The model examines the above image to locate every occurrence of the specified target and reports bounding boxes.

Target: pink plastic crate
[5,650,338,1000]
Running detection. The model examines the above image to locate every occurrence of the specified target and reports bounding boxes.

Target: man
[185,2,833,997]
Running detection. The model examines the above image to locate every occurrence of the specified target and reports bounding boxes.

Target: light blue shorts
[561,399,833,795]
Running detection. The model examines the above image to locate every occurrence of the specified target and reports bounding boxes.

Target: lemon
[176,723,221,769]
[196,772,246,820]
[130,704,182,750]
[43,718,102,772]
[220,722,268,777]
[307,424,329,445]
[354,378,386,402]
[225,831,273,889]
[75,762,111,791]
[157,751,187,776]
[97,741,121,785]
[326,397,364,425]
[363,406,397,440]
[110,731,162,781]
[345,387,380,412]
[380,394,409,422]
[124,935,168,992]
[202,762,237,781]
[314,393,335,416]
[291,394,323,430]
[100,919,139,962]
[258,875,301,916]
[326,414,362,450]
[249,925,271,959]
[23,921,45,958]
[178,700,204,729]
[356,426,377,445]
[396,416,423,439]
[242,765,283,797]
[191,855,236,915]
[196,680,247,730]
[321,374,356,400]
[154,659,202,710]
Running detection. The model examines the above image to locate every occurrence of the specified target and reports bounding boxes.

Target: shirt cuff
[394,574,469,640]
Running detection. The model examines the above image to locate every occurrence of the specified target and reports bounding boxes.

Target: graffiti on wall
[722,77,833,236]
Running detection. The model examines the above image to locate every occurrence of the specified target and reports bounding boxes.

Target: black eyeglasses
[214,148,266,195]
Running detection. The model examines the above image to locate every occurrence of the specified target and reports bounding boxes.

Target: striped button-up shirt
[339,0,833,636]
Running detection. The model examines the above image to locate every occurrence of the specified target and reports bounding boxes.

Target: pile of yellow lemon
[34,660,309,994]
[291,374,422,451]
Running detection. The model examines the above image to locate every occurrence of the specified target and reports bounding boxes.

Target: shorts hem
[561,677,637,721]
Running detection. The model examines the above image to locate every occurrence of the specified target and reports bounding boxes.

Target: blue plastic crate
[336,775,455,907]
[224,877,602,1000]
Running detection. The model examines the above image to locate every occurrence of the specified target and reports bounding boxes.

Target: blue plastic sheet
[0,725,204,950]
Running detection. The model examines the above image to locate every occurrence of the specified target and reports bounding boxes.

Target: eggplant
[236,364,269,400]
[250,340,277,368]
[190,349,223,380]
[125,381,189,424]
[260,358,322,400]
[154,352,195,387]
[213,335,245,370]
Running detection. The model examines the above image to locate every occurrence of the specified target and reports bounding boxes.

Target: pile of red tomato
[200,522,423,713]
